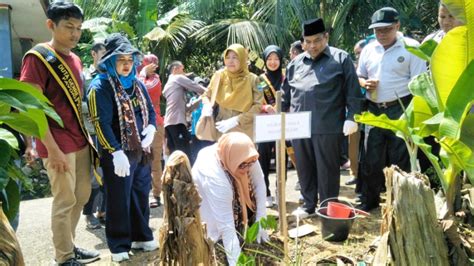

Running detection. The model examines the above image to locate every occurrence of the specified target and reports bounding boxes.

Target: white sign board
[254,111,311,143]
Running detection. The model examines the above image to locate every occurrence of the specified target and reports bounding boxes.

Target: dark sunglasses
[238,159,257,170]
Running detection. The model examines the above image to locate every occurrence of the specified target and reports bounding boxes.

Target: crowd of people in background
[8,1,464,265]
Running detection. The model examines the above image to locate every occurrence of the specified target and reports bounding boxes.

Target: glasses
[238,159,257,170]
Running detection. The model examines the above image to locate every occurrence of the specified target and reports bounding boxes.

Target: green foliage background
[73,0,439,79]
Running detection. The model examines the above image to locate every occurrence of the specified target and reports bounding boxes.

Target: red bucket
[327,202,352,218]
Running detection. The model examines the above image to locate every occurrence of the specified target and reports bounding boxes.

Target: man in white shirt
[356,7,427,211]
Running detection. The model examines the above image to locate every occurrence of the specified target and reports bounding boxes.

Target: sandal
[150,197,161,208]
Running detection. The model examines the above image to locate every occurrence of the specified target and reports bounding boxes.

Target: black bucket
[316,207,356,242]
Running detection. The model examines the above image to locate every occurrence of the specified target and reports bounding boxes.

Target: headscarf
[143,54,158,65]
[212,44,254,113]
[262,45,284,90]
[98,33,141,88]
[137,54,158,74]
[99,55,139,88]
[217,132,259,224]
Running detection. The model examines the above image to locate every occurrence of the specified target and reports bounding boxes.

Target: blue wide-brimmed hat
[98,33,141,68]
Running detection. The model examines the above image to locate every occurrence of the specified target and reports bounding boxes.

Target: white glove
[343,120,358,136]
[141,124,156,149]
[201,103,213,117]
[112,150,130,177]
[256,226,270,244]
[215,116,239,133]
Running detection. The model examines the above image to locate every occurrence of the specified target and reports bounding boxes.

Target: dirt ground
[17,168,382,265]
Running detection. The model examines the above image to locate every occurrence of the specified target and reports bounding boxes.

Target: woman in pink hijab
[138,54,165,208]
[192,132,269,265]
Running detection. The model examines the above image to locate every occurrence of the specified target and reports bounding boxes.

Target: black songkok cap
[302,18,326,37]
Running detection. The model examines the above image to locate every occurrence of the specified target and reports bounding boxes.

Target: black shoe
[356,201,379,212]
[85,215,101,229]
[74,247,100,264]
[97,214,106,225]
[58,258,84,266]
[345,176,357,186]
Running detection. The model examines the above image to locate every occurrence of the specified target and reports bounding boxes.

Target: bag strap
[208,70,222,106]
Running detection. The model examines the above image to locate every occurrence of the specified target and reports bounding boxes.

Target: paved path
[16,168,355,265]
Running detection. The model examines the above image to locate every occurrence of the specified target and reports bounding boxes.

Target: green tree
[188,0,438,52]
[143,5,206,77]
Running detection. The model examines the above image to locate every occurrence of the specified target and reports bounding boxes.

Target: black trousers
[165,124,191,158]
[292,134,343,212]
[258,141,289,197]
[360,98,411,204]
[417,136,440,173]
[82,187,100,215]
[101,152,153,253]
[257,141,274,197]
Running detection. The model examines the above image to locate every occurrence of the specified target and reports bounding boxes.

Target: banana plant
[355,0,474,214]
[0,78,61,222]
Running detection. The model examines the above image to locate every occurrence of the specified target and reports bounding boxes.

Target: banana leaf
[438,61,474,139]
[408,73,439,113]
[411,97,438,137]
[444,62,474,121]
[354,112,409,140]
[412,134,445,189]
[439,137,474,178]
[431,26,467,110]
[404,39,438,61]
[460,113,474,149]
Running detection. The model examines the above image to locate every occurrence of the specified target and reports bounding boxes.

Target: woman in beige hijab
[201,44,263,140]
[192,132,268,266]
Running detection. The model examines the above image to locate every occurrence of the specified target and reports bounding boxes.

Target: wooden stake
[275,92,289,260]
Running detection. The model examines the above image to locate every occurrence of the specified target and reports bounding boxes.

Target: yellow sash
[26,44,102,184]
[259,74,278,106]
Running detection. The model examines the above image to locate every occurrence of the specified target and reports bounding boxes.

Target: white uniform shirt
[191,144,266,266]
[357,32,427,103]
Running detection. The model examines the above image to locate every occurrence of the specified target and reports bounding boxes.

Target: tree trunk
[159,151,215,265]
[373,166,449,265]
[0,204,24,266]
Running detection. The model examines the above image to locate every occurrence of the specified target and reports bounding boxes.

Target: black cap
[369,7,399,29]
[302,18,326,36]
[98,33,141,66]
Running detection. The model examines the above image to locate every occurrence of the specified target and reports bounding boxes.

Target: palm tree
[188,0,438,53]
[143,5,206,77]
[74,0,130,21]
